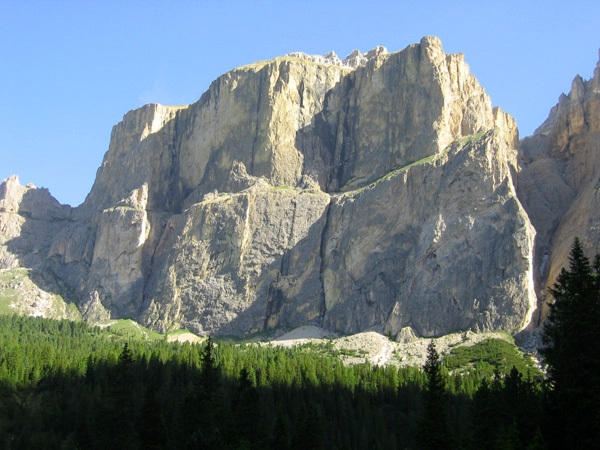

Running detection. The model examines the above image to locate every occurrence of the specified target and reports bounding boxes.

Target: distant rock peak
[286,45,388,69]
[534,49,600,136]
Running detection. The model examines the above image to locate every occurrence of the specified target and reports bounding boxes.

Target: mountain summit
[2,37,599,339]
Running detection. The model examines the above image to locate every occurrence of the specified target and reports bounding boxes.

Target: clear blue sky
[1,1,599,207]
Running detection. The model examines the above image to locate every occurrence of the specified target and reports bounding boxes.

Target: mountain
[1,37,599,339]
[518,54,600,323]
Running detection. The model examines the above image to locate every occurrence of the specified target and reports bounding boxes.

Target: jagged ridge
[1,37,599,341]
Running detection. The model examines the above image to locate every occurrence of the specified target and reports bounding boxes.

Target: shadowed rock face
[517,51,600,323]
[2,36,596,338]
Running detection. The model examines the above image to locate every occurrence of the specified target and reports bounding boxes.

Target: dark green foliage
[541,238,600,449]
[445,338,542,379]
[471,367,544,449]
[230,367,263,447]
[416,340,454,449]
[0,314,549,449]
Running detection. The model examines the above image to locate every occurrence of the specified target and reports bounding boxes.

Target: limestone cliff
[2,36,596,339]
[518,50,600,321]
[0,175,72,270]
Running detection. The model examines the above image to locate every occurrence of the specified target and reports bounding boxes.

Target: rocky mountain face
[518,50,600,322]
[1,37,598,339]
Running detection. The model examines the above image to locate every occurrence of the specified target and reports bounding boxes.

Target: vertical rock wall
[518,52,600,321]
[5,37,595,339]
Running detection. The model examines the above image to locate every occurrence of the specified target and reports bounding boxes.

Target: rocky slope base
[269,325,519,368]
[1,37,599,341]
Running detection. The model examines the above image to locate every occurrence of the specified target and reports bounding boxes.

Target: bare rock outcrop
[0,176,72,270]
[5,37,597,340]
[129,37,534,336]
[141,181,331,334]
[323,128,535,337]
[287,45,388,69]
[81,103,186,214]
[0,176,78,315]
[323,36,499,193]
[518,50,600,321]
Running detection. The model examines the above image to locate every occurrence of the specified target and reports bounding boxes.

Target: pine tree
[541,238,600,449]
[201,336,218,394]
[107,342,140,449]
[471,377,495,448]
[291,402,325,450]
[230,367,262,448]
[197,336,224,449]
[416,340,454,449]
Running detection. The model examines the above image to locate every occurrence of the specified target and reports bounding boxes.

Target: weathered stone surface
[322,129,535,337]
[141,183,331,335]
[0,176,78,315]
[173,55,348,199]
[81,104,187,214]
[322,37,497,193]
[2,38,597,339]
[287,45,388,69]
[78,290,111,323]
[517,50,600,321]
[0,176,73,270]
[0,267,81,320]
[0,175,71,221]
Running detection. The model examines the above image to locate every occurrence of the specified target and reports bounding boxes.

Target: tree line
[0,315,543,449]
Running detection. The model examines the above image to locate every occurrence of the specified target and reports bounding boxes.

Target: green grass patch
[0,268,81,320]
[271,185,294,191]
[165,328,203,343]
[444,338,542,379]
[346,150,448,198]
[0,295,17,315]
[0,269,21,314]
[344,130,491,199]
[106,319,163,342]
[102,205,141,213]
[0,267,28,284]
[459,130,488,149]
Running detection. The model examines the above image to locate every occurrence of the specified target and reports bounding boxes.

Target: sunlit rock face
[6,37,598,339]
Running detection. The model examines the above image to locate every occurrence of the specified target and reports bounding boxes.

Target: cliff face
[2,36,595,338]
[518,51,600,321]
